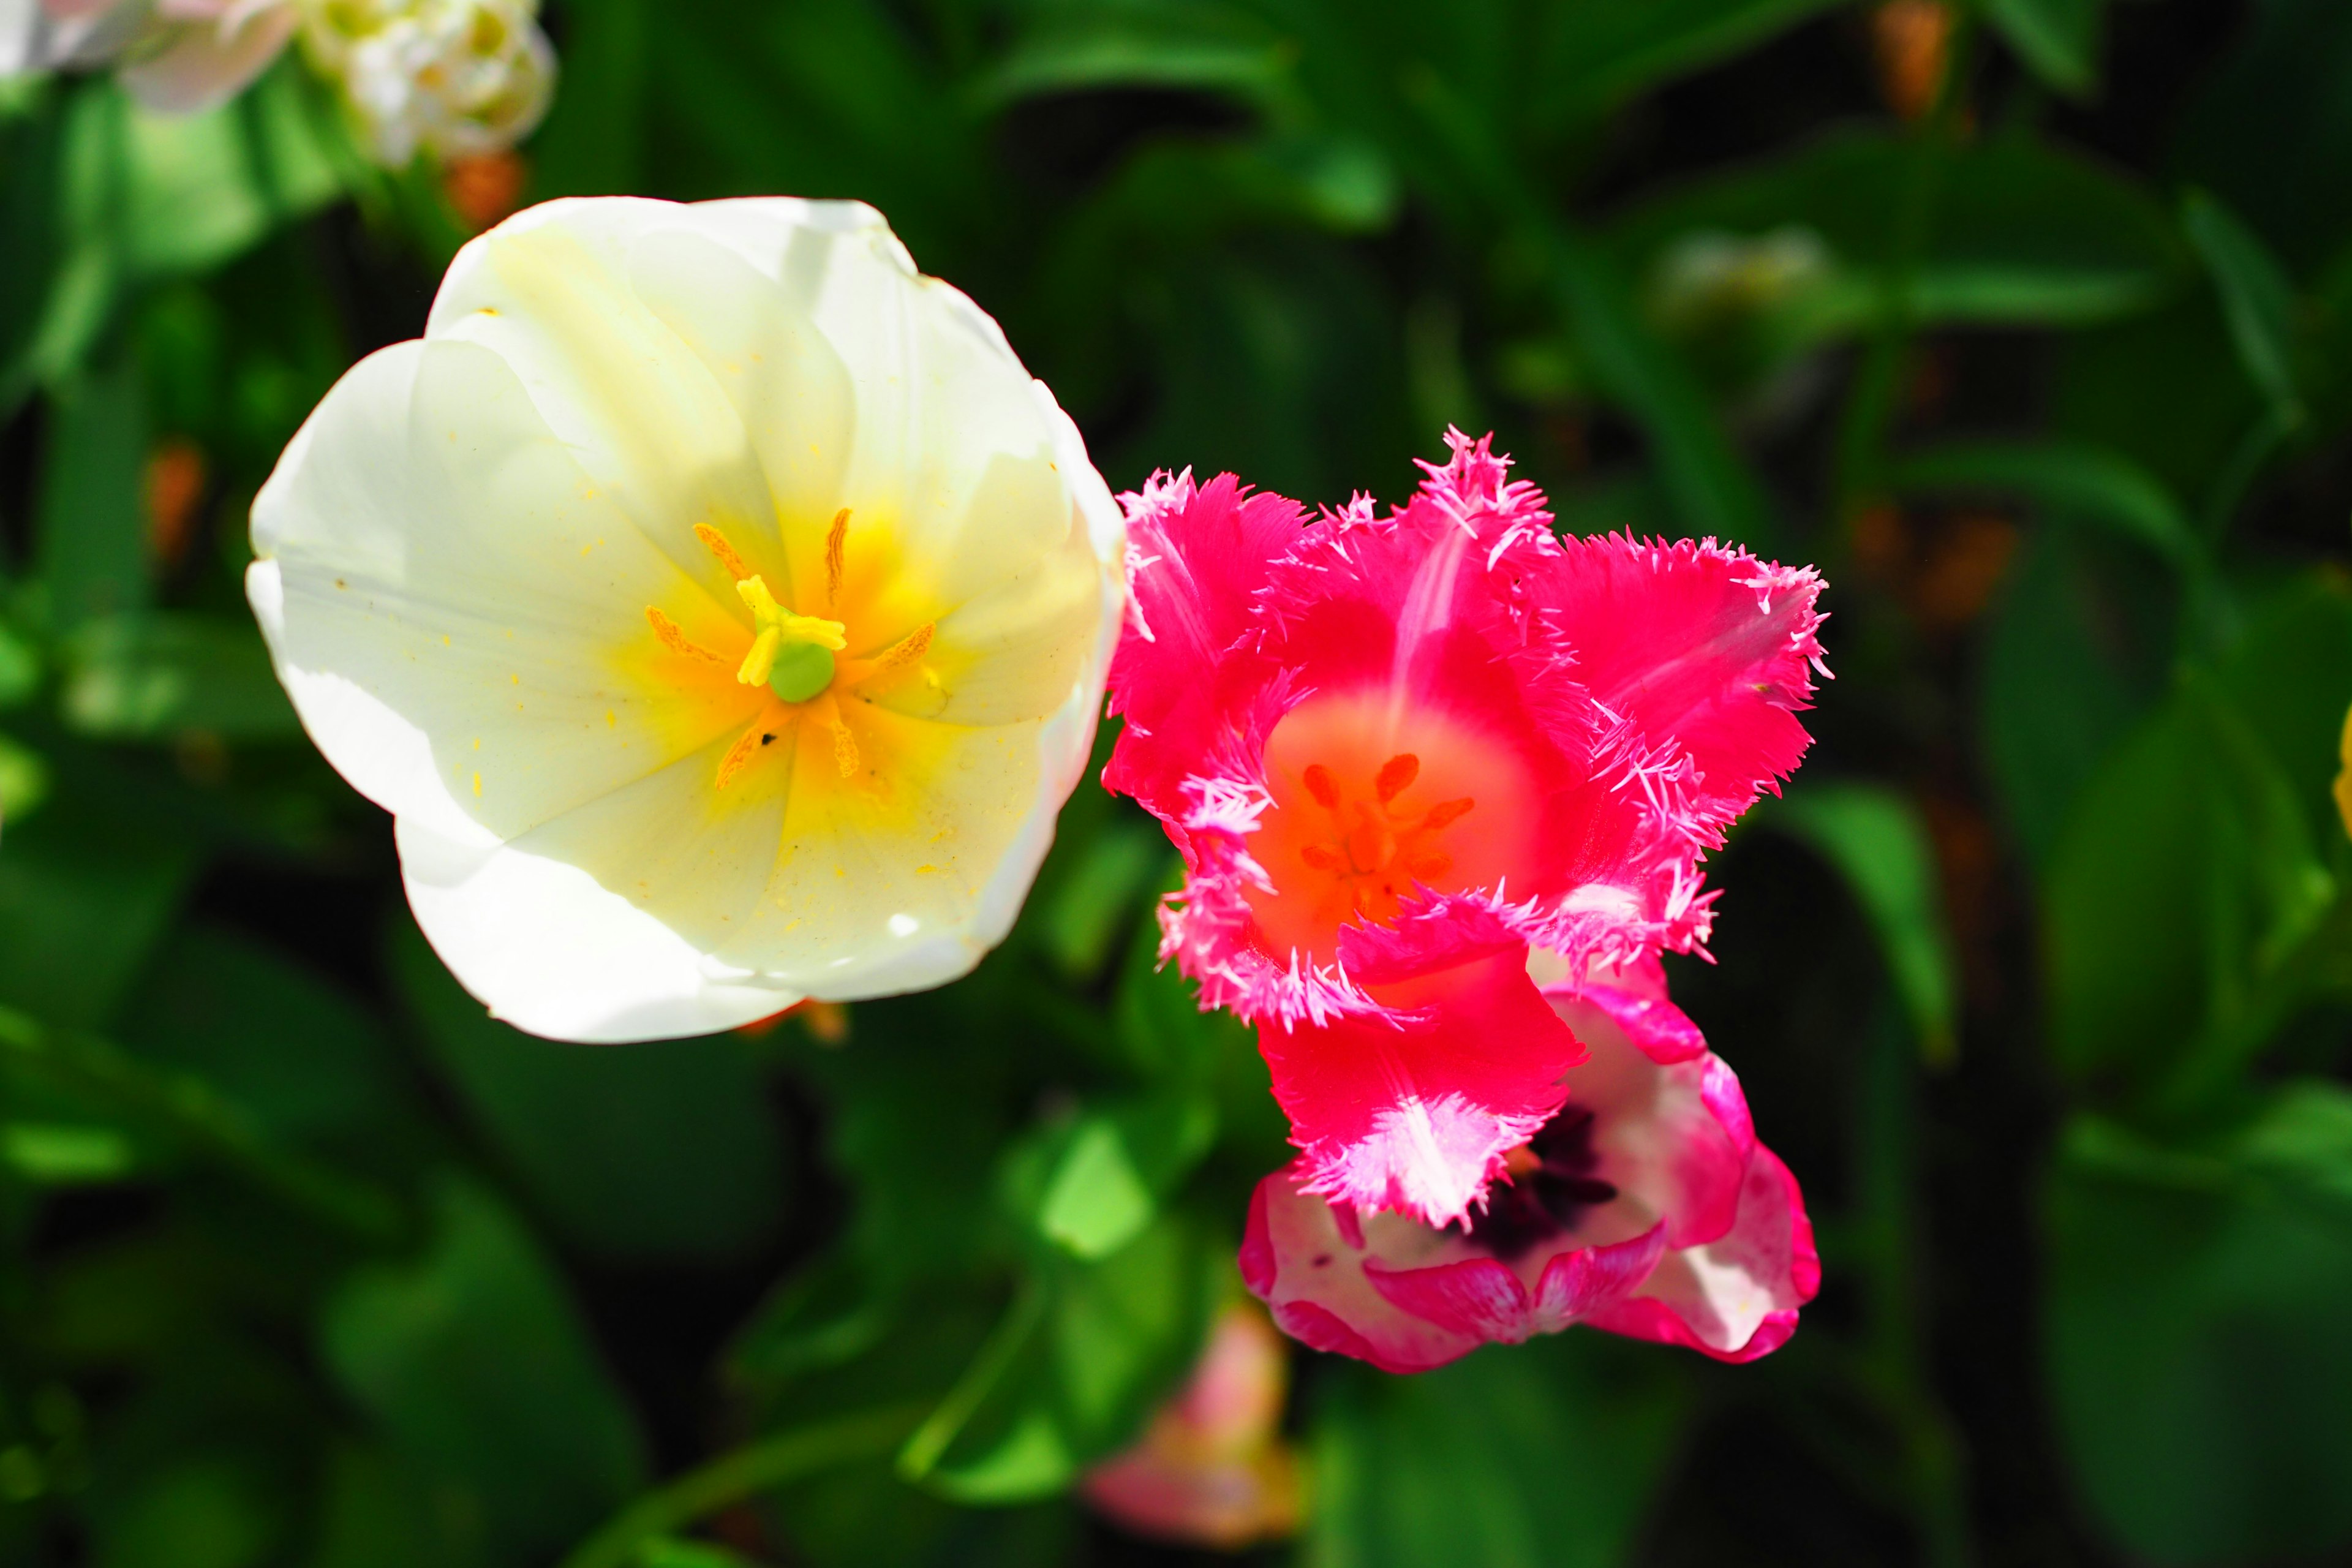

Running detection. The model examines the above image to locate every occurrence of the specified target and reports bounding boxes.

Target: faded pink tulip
[1082,1302,1302,1548]
[1242,957,1818,1373]
[1104,432,1825,1229]
[1,0,297,113]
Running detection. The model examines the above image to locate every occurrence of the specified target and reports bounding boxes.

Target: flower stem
[0,1004,405,1244]
[559,1403,929,1568]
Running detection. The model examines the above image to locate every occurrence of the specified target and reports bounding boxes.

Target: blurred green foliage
[4,1,2352,1565]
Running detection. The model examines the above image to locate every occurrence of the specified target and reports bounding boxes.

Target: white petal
[251,336,754,843]
[399,813,795,1043]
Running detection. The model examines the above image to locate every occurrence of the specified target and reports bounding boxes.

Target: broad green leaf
[1980,522,2174,867]
[308,1444,491,1568]
[392,922,788,1262]
[0,759,197,1028]
[1526,0,1845,134]
[1608,129,2183,335]
[2047,1084,2352,1565]
[524,0,647,197]
[36,355,149,630]
[900,1214,1219,1504]
[0,730,49,828]
[1036,822,1162,982]
[2182,189,2304,421]
[981,2,1295,107]
[320,1181,647,1561]
[59,614,296,741]
[1887,439,2196,570]
[116,923,410,1148]
[91,1454,283,1568]
[637,1541,766,1568]
[116,70,342,279]
[2,1120,136,1184]
[1980,0,2106,97]
[2044,656,2335,1093]
[1766,783,1961,1063]
[1001,1093,1218,1259]
[2173,0,2352,274]
[1305,1333,1689,1568]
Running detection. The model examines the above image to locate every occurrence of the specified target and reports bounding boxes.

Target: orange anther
[1302,764,1340,810]
[869,620,933,674]
[646,606,726,662]
[1422,797,1476,831]
[824,508,850,605]
[714,722,764,790]
[1375,752,1420,802]
[695,522,753,582]
[1403,851,1452,880]
[1501,1143,1542,1180]
[1300,844,1345,872]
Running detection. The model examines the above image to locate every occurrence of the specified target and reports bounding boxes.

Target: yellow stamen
[646,606,725,663]
[814,695,860,778]
[824,509,849,606]
[695,522,753,582]
[734,575,846,687]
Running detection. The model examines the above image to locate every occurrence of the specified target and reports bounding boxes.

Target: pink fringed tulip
[1240,957,1819,1373]
[1105,432,1825,1229]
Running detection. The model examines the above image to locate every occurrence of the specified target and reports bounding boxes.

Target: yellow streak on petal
[695,522,753,581]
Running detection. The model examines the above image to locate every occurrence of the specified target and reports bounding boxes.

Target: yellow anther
[695,523,753,582]
[715,724,763,791]
[733,574,846,687]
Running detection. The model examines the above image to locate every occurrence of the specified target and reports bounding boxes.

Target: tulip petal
[1583,1145,1819,1362]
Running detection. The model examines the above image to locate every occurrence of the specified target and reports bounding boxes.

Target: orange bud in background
[143,437,208,570]
[1084,1302,1303,1550]
[1874,0,1953,121]
[444,151,529,232]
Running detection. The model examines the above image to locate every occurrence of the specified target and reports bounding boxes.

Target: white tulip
[250,197,1125,1041]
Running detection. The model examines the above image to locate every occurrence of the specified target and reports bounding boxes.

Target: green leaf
[2,1120,137,1184]
[1766,783,1961,1063]
[1001,1093,1218,1259]
[1305,1333,1689,1568]
[1036,823,1162,983]
[2046,1084,2352,1565]
[635,1540,766,1568]
[1980,0,2107,97]
[0,729,50,829]
[391,921,788,1262]
[1608,128,2184,334]
[0,761,197,1029]
[1978,521,2174,868]
[2182,189,2304,421]
[116,923,410,1148]
[320,1181,648,1561]
[1526,0,1845,133]
[36,355,149,631]
[308,1444,491,1568]
[115,70,342,279]
[979,2,1297,108]
[523,0,648,197]
[900,1214,1219,1504]
[2044,662,2335,1094]
[1887,439,2197,570]
[59,614,297,741]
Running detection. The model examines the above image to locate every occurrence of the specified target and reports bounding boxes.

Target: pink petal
[1104,471,1304,823]
[1363,1255,1534,1343]
[1242,1167,1483,1374]
[1532,532,1826,835]
[1529,1221,1669,1332]
[1264,949,1585,1227]
[1583,1144,1818,1362]
[1552,987,1754,1248]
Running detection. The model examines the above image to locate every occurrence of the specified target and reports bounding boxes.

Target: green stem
[1853,1010,1975,1568]
[0,1005,405,1243]
[1831,15,1979,530]
[559,1404,928,1568]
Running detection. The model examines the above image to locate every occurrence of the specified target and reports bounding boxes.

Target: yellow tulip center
[642,510,938,793]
